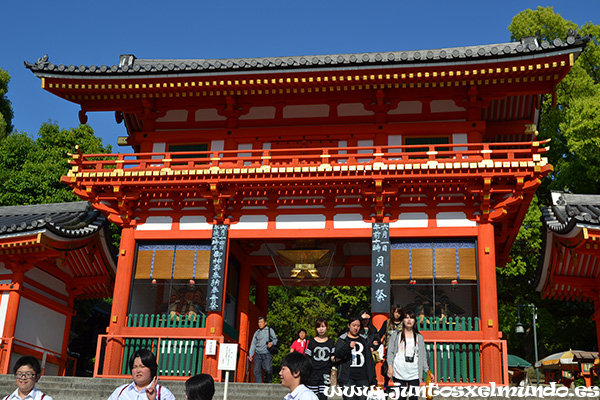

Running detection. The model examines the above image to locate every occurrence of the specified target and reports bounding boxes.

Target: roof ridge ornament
[567,28,580,39]
[119,54,136,69]
[520,36,539,50]
[36,54,49,66]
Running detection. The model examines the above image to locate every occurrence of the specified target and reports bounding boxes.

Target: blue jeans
[254,352,273,383]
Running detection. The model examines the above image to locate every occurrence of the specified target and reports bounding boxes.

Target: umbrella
[508,354,531,368]
[535,350,579,370]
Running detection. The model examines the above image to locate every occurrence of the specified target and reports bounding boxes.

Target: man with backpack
[248,316,278,383]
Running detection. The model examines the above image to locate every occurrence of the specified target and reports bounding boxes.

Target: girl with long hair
[386,310,430,400]
[378,304,403,388]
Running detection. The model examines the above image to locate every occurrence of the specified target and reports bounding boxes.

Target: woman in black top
[358,309,381,352]
[334,316,376,400]
[305,318,335,400]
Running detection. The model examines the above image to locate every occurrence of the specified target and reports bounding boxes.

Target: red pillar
[202,229,230,382]
[477,223,503,383]
[236,261,251,382]
[103,226,136,376]
[203,312,224,380]
[372,312,387,385]
[3,265,25,343]
[372,313,387,331]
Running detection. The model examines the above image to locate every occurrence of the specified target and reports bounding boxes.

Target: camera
[405,356,414,363]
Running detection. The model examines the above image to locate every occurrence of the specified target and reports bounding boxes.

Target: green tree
[0,68,14,139]
[266,285,370,380]
[509,6,600,194]
[0,122,112,206]
[497,7,599,363]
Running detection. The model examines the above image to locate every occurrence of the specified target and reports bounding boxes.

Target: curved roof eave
[24,34,590,80]
[535,190,600,294]
[0,201,107,240]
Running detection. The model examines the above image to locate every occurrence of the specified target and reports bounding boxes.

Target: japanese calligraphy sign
[206,224,228,312]
[371,223,390,313]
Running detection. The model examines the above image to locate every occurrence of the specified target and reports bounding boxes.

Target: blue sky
[1,1,598,149]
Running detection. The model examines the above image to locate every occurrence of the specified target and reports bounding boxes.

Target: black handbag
[268,327,279,355]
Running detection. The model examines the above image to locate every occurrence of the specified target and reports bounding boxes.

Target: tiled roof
[24,31,590,77]
[541,191,600,235]
[0,201,106,239]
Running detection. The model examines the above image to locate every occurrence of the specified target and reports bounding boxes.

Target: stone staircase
[0,375,289,400]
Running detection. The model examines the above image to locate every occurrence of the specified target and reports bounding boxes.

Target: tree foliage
[0,68,14,139]
[497,7,599,362]
[509,6,600,194]
[266,285,370,378]
[0,122,112,206]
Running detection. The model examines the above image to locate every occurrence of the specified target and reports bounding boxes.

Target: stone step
[0,375,290,400]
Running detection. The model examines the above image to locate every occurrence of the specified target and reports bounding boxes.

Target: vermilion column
[103,226,136,376]
[202,231,230,382]
[203,312,224,380]
[477,223,502,383]
[236,261,251,382]
[372,312,387,385]
[372,313,387,332]
[3,265,25,344]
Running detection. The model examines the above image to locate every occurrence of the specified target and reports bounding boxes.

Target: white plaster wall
[358,140,374,163]
[389,213,429,228]
[389,101,422,114]
[388,135,403,158]
[338,103,373,116]
[0,292,9,338]
[229,215,269,230]
[238,143,253,166]
[152,142,166,153]
[453,133,468,153]
[179,215,213,230]
[195,109,225,121]
[430,100,465,113]
[211,140,225,152]
[388,135,403,147]
[333,214,371,229]
[156,110,188,122]
[283,104,329,118]
[15,298,66,354]
[276,214,326,229]
[136,216,173,231]
[24,268,68,305]
[436,212,477,227]
[9,352,59,376]
[237,143,253,157]
[25,268,67,298]
[0,262,10,274]
[239,106,276,120]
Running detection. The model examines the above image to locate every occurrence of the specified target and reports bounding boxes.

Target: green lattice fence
[121,314,206,377]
